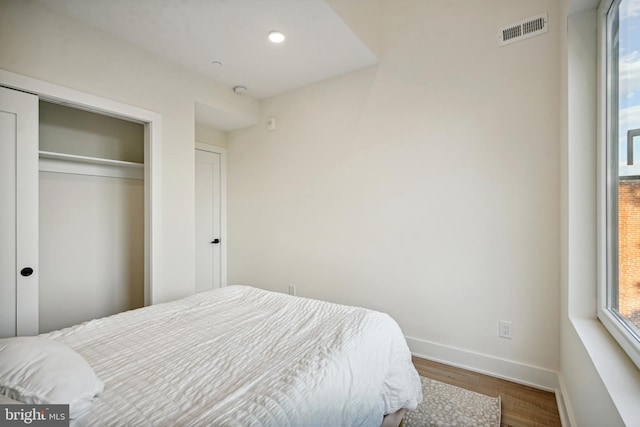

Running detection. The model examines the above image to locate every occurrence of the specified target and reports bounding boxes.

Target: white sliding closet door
[0,87,39,338]
[195,149,222,292]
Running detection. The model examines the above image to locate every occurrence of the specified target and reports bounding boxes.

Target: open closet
[0,73,161,338]
[38,101,145,332]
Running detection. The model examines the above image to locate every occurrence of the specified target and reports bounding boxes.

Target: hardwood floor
[412,357,562,427]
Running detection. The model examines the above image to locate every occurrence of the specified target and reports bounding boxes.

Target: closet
[1,84,146,337]
[38,101,145,332]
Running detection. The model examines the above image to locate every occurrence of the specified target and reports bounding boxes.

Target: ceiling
[37,0,379,100]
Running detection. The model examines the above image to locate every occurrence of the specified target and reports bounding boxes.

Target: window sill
[570,317,640,424]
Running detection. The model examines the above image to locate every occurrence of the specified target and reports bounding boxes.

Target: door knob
[20,267,34,277]
[211,239,220,244]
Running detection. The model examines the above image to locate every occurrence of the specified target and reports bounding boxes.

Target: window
[600,0,640,369]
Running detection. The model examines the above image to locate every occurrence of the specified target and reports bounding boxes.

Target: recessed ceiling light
[268,31,286,43]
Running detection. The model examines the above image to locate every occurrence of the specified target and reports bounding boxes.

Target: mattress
[43,285,422,426]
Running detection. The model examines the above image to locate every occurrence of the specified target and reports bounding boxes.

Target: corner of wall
[325,0,382,59]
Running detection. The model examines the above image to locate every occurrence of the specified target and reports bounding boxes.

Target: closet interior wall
[39,100,145,332]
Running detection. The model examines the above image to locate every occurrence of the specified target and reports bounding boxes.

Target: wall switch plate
[499,320,512,339]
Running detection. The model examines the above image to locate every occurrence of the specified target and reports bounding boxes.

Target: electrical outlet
[288,284,296,296]
[499,321,512,339]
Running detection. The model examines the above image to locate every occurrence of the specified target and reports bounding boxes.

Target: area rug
[403,377,501,427]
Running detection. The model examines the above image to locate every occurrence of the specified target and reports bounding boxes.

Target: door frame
[0,69,162,306]
[195,142,227,287]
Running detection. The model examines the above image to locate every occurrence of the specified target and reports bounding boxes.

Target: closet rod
[39,151,143,180]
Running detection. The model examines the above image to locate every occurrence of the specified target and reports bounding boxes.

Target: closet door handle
[211,239,220,244]
[20,267,34,277]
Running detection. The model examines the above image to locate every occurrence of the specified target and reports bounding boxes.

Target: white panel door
[195,149,222,292]
[0,87,39,337]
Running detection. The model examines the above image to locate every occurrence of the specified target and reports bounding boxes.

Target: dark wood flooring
[412,357,562,427]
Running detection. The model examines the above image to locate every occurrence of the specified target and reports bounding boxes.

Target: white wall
[0,0,259,302]
[195,123,227,148]
[40,101,144,162]
[228,0,561,378]
[39,172,144,332]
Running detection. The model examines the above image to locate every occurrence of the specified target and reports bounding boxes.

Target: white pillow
[0,337,104,419]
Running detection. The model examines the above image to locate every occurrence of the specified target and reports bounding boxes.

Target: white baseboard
[406,335,560,392]
[555,375,575,427]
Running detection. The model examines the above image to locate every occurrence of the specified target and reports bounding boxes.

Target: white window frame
[597,0,640,370]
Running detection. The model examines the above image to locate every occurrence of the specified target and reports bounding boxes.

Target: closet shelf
[39,151,143,168]
[39,151,144,180]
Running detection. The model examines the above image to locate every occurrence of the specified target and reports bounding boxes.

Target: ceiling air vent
[499,13,548,46]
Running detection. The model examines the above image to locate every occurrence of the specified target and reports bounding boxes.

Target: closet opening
[38,100,145,332]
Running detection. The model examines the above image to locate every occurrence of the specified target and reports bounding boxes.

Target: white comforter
[44,286,422,426]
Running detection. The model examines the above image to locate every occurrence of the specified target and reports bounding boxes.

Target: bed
[0,285,422,426]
